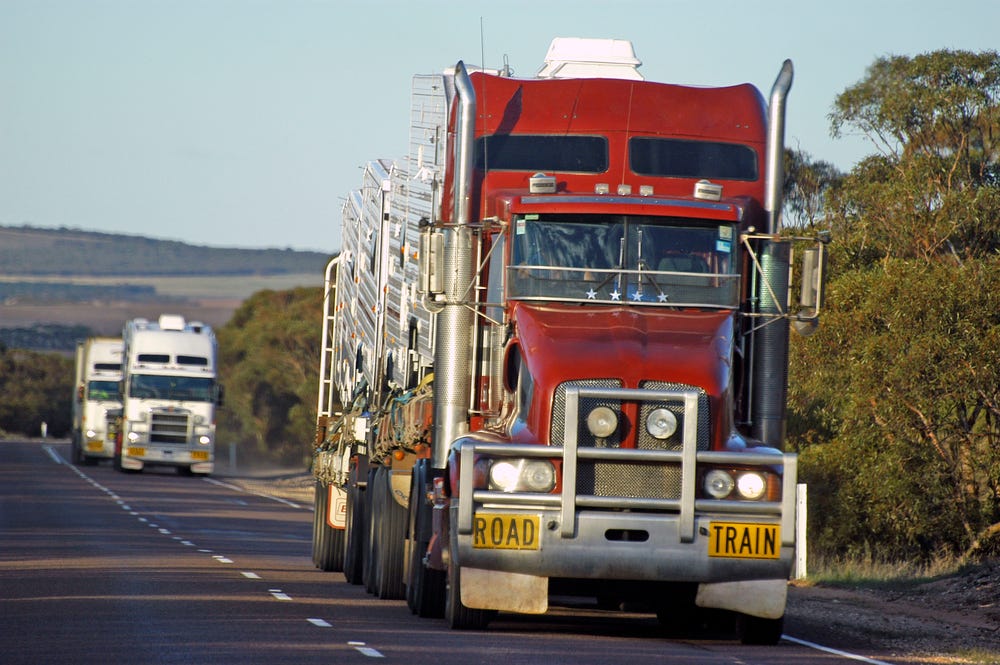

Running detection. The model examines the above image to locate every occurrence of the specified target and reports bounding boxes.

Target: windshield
[87,380,120,402]
[129,374,216,402]
[508,214,739,308]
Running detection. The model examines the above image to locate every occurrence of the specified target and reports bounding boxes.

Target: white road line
[212,555,234,564]
[42,445,63,464]
[241,572,261,579]
[180,541,195,547]
[201,477,303,509]
[268,589,292,601]
[348,642,384,658]
[307,618,331,628]
[783,635,894,665]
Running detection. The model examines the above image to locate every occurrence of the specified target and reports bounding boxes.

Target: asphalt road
[0,440,903,665]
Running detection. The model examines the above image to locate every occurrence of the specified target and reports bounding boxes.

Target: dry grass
[0,273,320,335]
[805,550,969,590]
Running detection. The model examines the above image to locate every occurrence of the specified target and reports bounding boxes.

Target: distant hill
[0,225,331,276]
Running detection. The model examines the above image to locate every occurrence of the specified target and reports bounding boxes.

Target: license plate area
[191,450,210,461]
[472,513,540,550]
[708,522,780,559]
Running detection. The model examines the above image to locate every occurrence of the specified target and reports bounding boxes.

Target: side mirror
[793,242,827,337]
[418,223,444,299]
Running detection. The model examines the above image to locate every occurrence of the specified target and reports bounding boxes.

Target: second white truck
[71,336,123,465]
[117,315,221,475]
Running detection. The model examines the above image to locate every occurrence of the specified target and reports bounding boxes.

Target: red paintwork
[441,71,769,224]
[510,302,735,451]
[443,69,772,476]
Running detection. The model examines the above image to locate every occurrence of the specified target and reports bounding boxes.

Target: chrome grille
[552,381,709,504]
[551,379,623,448]
[577,461,683,500]
[150,412,189,444]
[637,381,709,451]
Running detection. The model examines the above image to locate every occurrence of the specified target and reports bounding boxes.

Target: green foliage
[795,266,1000,560]
[830,49,1000,167]
[783,148,844,228]
[789,49,1000,561]
[217,287,322,468]
[0,348,73,438]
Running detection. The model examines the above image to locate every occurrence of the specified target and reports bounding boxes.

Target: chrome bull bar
[457,385,797,546]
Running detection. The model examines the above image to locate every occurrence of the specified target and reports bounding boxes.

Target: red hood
[511,302,734,447]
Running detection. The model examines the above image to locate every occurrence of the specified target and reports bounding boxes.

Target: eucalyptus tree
[790,50,1000,559]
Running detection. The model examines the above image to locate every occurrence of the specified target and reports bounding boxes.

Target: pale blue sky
[1,0,997,253]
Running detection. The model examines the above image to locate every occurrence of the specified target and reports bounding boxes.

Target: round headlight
[736,472,767,500]
[198,435,212,445]
[586,406,618,438]
[704,469,734,499]
[86,429,97,439]
[489,461,521,492]
[488,459,556,493]
[127,431,140,443]
[520,459,556,492]
[646,407,678,440]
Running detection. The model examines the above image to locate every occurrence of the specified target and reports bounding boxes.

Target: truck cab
[118,315,220,475]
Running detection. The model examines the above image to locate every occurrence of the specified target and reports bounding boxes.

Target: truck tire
[445,560,494,630]
[363,467,380,595]
[373,467,407,600]
[405,463,420,613]
[71,435,83,465]
[737,613,784,645]
[406,462,445,617]
[312,481,345,572]
[343,477,367,585]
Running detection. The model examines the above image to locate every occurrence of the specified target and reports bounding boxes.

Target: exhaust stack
[431,61,477,470]
[765,59,793,234]
[752,60,794,449]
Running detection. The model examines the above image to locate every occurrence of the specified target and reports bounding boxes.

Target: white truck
[71,336,123,465]
[117,314,221,475]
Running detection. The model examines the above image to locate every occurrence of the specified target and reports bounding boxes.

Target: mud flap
[326,485,347,529]
[695,579,787,619]
[460,567,548,614]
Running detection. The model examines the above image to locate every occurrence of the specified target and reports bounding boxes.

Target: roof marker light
[595,183,610,195]
[617,184,632,195]
[529,173,557,193]
[694,179,723,201]
[639,185,654,196]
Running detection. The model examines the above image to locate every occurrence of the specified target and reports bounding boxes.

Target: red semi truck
[311,38,826,644]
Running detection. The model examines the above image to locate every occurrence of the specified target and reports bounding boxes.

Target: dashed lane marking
[241,572,261,579]
[307,618,331,628]
[348,642,385,658]
[202,477,303,509]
